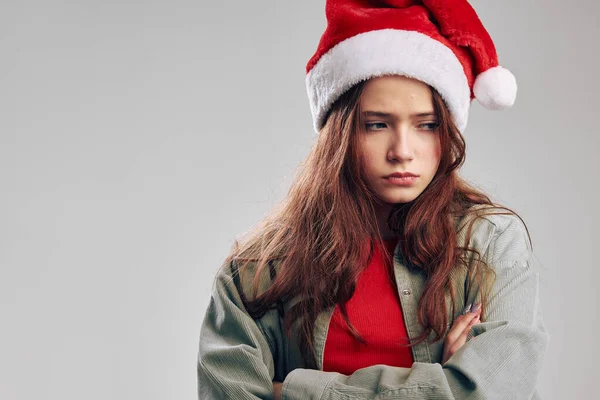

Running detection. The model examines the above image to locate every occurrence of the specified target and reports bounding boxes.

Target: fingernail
[462,303,472,315]
[470,302,481,313]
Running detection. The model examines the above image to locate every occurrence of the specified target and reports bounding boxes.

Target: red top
[322,237,414,375]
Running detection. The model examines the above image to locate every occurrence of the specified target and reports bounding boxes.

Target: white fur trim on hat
[305,29,471,133]
[473,66,518,110]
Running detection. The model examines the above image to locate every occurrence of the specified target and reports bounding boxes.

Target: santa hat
[306,0,517,133]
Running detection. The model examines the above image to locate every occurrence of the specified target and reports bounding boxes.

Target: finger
[446,310,481,342]
[461,302,481,316]
[461,303,472,315]
[447,314,480,355]
[450,309,480,334]
[456,315,480,345]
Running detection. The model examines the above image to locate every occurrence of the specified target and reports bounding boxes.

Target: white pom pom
[473,66,518,110]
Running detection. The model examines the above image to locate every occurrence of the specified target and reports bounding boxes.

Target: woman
[197,1,549,399]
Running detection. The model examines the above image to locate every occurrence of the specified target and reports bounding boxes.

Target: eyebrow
[361,111,437,118]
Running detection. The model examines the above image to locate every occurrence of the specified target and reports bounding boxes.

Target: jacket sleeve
[281,214,550,400]
[197,260,276,399]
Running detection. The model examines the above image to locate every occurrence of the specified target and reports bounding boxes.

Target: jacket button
[401,289,411,296]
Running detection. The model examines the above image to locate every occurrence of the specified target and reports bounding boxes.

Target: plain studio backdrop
[1,0,597,398]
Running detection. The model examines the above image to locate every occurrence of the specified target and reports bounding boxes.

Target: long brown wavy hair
[221,77,531,369]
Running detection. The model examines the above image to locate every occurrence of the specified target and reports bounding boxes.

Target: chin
[379,193,420,204]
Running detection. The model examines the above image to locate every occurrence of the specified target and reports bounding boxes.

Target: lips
[385,172,418,178]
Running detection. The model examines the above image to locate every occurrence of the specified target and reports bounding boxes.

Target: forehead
[359,75,433,111]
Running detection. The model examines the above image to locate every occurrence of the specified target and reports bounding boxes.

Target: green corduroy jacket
[197,206,549,399]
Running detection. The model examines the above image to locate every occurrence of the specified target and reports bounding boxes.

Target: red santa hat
[306,0,517,133]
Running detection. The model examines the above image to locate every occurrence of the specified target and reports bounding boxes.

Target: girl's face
[357,75,442,207]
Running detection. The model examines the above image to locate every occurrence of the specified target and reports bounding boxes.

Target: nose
[387,124,414,162]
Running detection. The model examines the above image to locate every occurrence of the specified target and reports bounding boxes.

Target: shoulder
[212,257,279,305]
[456,204,533,263]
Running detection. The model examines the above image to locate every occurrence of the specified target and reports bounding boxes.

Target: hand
[273,381,283,400]
[442,303,481,365]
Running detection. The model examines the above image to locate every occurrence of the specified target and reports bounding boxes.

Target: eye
[418,122,440,131]
[365,122,387,131]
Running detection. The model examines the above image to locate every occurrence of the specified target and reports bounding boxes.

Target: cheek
[433,145,442,164]
[422,138,442,171]
[360,154,377,180]
[358,140,377,168]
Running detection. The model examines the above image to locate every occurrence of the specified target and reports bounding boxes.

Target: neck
[375,204,396,240]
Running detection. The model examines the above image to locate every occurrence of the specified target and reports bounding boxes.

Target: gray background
[1,0,597,398]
